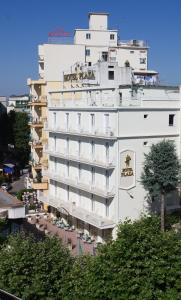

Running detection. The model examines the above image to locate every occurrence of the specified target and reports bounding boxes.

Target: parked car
[1,182,11,191]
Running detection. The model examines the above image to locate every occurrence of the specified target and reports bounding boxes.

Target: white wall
[116,47,148,69]
[40,44,85,81]
[8,206,25,219]
[89,14,108,30]
[75,30,117,47]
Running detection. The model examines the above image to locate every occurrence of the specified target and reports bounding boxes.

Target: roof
[88,12,109,16]
[3,163,15,168]
[0,190,24,209]
[133,70,158,75]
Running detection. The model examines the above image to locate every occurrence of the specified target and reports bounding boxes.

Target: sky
[0,0,181,96]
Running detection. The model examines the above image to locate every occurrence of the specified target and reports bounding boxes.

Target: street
[10,174,27,196]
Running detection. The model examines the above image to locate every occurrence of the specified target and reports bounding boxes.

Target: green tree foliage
[0,234,73,300]
[141,140,180,231]
[62,217,181,300]
[7,111,30,167]
[1,217,181,299]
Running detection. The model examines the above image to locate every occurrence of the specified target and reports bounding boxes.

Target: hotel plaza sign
[120,150,136,190]
[64,70,95,82]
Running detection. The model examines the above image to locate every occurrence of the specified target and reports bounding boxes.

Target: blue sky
[0,0,181,95]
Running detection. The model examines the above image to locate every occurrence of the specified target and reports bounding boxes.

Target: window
[77,113,81,130]
[91,194,95,212]
[86,33,91,39]
[54,157,57,172]
[130,50,134,54]
[105,170,109,189]
[102,52,108,62]
[144,114,148,119]
[119,93,122,105]
[90,113,95,132]
[105,142,109,162]
[67,186,70,201]
[78,140,81,157]
[54,136,57,151]
[104,114,109,132]
[55,182,57,196]
[105,199,109,217]
[169,114,175,126]
[78,163,81,180]
[85,49,90,56]
[91,167,95,185]
[88,62,92,66]
[108,70,114,80]
[91,141,95,159]
[110,34,115,40]
[66,137,69,154]
[67,162,70,177]
[125,60,130,67]
[143,141,148,146]
[53,112,56,127]
[66,113,69,130]
[140,58,146,64]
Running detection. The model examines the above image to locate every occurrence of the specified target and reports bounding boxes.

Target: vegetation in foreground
[0,216,181,299]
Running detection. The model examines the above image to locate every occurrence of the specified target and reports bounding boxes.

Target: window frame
[169,114,175,126]
[86,33,91,40]
[85,49,90,56]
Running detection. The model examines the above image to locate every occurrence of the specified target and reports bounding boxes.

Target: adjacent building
[7,94,30,113]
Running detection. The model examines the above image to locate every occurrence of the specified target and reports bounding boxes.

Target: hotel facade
[28,12,151,189]
[29,13,180,242]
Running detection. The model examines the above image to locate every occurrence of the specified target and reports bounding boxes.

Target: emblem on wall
[120,150,136,189]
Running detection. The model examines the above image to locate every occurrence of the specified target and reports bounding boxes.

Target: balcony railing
[29,95,47,106]
[47,150,115,169]
[38,191,115,229]
[118,39,148,48]
[32,180,48,190]
[47,171,115,198]
[28,119,43,128]
[31,140,43,149]
[46,125,116,140]
[33,162,42,170]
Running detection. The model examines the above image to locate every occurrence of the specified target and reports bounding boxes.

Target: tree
[62,216,181,300]
[7,111,30,167]
[141,140,180,231]
[0,234,73,300]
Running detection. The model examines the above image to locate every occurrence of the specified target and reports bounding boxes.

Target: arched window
[125,60,130,67]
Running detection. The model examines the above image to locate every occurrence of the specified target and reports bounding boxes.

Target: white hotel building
[29,12,181,243]
[28,12,151,189]
[37,59,181,242]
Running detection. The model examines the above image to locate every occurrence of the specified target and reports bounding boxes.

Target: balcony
[32,180,48,190]
[38,191,115,230]
[41,158,48,169]
[46,126,116,140]
[31,140,43,149]
[29,96,47,107]
[28,119,43,128]
[118,39,148,48]
[33,163,42,170]
[47,150,115,169]
[47,171,115,199]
